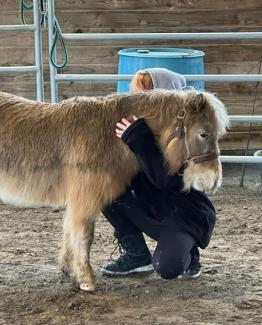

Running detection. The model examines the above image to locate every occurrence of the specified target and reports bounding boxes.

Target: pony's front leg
[59,212,73,276]
[66,204,96,291]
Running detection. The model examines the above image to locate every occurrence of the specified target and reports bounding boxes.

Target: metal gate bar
[62,32,262,41]
[55,74,262,83]
[0,25,35,32]
[221,156,262,163]
[0,0,44,101]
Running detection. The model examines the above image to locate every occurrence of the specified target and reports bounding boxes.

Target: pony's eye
[200,132,208,139]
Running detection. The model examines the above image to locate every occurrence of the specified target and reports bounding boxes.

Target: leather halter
[167,101,219,173]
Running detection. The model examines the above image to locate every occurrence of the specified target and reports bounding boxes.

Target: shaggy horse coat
[0,89,229,290]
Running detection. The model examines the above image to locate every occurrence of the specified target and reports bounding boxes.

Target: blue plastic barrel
[117,48,205,92]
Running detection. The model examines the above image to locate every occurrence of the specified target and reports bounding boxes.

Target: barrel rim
[118,47,205,58]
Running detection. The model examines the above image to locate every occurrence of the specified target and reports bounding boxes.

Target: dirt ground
[0,164,261,325]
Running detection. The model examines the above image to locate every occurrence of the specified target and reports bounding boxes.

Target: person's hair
[130,70,153,92]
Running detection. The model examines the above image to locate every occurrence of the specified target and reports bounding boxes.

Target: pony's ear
[188,93,205,112]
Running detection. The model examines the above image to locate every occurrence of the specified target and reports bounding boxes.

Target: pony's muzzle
[183,159,222,194]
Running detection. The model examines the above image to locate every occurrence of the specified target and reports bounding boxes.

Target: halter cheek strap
[167,107,186,143]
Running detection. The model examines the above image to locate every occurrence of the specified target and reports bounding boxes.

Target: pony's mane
[55,90,230,139]
[0,90,229,138]
[199,91,230,138]
[113,89,182,123]
[67,90,182,126]
[113,89,229,138]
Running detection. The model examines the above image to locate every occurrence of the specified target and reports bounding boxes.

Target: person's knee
[152,256,184,280]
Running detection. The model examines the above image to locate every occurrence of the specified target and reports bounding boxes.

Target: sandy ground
[0,165,261,325]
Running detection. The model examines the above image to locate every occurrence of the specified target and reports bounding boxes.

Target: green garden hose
[19,0,68,69]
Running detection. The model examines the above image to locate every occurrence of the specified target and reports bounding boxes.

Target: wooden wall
[0,0,262,150]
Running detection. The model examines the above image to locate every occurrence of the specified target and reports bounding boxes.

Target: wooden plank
[221,130,262,150]
[65,45,262,65]
[0,12,20,24]
[206,83,262,96]
[2,1,262,12]
[2,9,262,30]
[0,47,38,65]
[1,82,38,100]
[54,10,262,31]
[0,44,253,65]
[2,45,262,68]
[55,0,262,11]
[0,82,117,99]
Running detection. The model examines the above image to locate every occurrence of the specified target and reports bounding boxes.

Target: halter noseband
[167,102,219,173]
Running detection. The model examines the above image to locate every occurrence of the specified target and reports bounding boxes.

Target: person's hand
[116,115,138,138]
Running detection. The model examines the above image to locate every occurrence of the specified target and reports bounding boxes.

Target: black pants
[103,189,198,279]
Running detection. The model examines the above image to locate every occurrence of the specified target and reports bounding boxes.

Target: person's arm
[116,117,182,190]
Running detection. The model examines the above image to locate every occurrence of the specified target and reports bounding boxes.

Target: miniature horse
[0,89,229,290]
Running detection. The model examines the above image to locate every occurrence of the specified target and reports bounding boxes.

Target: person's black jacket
[121,118,216,249]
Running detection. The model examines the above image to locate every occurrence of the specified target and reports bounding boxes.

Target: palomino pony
[0,89,229,291]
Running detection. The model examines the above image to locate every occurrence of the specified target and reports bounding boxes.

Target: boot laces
[110,237,125,262]
[110,237,146,263]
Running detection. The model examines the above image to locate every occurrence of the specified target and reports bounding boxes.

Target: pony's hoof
[79,282,96,291]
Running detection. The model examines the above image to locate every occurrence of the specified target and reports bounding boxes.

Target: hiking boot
[180,245,202,279]
[102,232,154,276]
